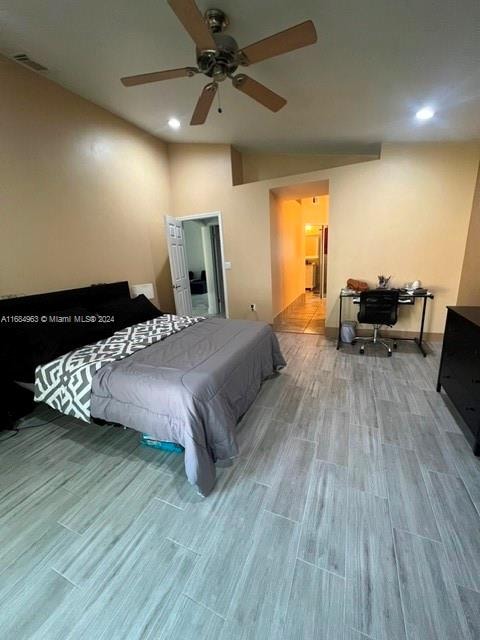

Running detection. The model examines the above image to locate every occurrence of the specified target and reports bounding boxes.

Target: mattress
[89,317,285,495]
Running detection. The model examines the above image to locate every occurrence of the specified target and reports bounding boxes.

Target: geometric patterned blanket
[34,314,204,423]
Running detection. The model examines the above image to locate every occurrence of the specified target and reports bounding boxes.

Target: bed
[0,282,285,495]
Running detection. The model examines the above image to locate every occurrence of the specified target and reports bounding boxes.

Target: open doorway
[166,213,228,318]
[270,182,329,334]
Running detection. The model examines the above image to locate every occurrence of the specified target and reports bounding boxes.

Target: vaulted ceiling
[1,0,479,151]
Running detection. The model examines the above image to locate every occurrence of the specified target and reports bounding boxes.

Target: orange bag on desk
[347,278,369,292]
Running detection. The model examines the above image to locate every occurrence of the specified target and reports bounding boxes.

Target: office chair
[355,289,400,356]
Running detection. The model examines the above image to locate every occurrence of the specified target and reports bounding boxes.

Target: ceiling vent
[12,53,48,72]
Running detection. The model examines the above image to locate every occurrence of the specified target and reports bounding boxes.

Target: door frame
[176,211,230,319]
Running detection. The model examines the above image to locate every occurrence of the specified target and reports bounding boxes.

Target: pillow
[93,295,163,332]
[129,294,164,321]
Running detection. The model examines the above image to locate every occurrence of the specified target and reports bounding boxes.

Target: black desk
[336,290,434,357]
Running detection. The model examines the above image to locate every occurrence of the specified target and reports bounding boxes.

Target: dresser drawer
[442,376,480,437]
[439,308,480,453]
[443,336,480,379]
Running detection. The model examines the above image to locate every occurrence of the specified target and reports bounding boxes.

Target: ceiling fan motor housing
[196,32,239,81]
[204,8,229,33]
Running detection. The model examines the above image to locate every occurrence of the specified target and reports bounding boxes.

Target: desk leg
[337,296,343,350]
[414,296,428,357]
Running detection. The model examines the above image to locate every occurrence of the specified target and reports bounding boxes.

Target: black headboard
[0,281,130,316]
[0,281,130,427]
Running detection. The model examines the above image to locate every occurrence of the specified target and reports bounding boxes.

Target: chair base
[354,325,397,357]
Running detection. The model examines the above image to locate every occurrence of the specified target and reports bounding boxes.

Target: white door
[165,216,192,316]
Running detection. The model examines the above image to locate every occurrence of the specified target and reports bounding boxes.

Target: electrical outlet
[250,303,256,311]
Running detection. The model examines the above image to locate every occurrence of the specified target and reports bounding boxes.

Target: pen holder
[377,275,391,288]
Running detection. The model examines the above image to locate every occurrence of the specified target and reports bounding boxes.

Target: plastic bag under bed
[140,433,184,453]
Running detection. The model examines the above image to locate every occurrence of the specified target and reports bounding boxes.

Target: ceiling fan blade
[168,0,216,50]
[121,67,197,87]
[232,74,286,112]
[239,20,317,65]
[190,82,218,125]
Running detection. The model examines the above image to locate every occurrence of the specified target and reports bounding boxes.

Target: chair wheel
[360,347,365,354]
[388,350,392,357]
[393,343,398,349]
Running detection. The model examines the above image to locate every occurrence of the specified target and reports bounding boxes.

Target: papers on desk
[400,287,428,295]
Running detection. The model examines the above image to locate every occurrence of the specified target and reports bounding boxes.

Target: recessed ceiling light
[168,117,181,130]
[415,106,435,121]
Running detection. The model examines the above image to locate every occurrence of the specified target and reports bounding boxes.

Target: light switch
[224,261,232,270]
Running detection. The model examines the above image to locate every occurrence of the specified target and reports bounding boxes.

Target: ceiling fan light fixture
[212,64,227,81]
[168,117,181,129]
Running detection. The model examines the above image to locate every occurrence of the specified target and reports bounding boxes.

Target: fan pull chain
[217,85,223,114]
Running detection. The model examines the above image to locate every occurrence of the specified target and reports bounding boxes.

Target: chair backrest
[358,289,400,326]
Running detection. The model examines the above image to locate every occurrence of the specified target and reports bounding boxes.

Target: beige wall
[302,196,329,227]
[325,144,479,334]
[230,146,244,187]
[168,142,480,334]
[240,151,379,184]
[0,54,174,310]
[457,163,480,306]
[167,143,275,320]
[303,196,329,259]
[270,197,305,317]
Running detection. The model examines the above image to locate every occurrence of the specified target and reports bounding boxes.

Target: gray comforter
[90,318,285,496]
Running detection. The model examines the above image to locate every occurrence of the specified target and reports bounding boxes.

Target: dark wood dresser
[437,306,480,455]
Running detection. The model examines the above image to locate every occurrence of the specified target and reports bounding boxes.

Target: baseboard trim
[324,326,443,341]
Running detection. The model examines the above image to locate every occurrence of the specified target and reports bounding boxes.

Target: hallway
[273,292,326,334]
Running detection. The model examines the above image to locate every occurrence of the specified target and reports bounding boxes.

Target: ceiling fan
[120,0,317,125]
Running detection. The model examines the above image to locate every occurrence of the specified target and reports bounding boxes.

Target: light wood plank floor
[273,292,326,334]
[1,334,480,639]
